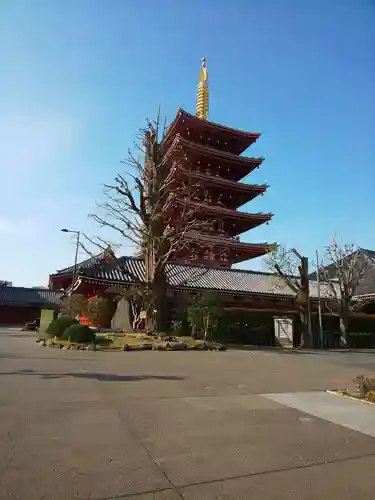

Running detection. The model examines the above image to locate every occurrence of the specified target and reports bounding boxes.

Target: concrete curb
[326,389,375,406]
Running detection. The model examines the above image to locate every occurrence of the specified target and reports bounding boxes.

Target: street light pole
[61,229,80,317]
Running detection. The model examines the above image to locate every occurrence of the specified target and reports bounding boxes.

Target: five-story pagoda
[161,58,274,268]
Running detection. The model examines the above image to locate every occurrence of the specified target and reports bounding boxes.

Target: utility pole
[316,250,324,349]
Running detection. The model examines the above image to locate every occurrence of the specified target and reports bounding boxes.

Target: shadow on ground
[0,353,95,361]
[0,369,185,382]
[279,349,375,356]
[0,332,36,338]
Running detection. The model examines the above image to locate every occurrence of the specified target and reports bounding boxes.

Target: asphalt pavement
[1,327,375,499]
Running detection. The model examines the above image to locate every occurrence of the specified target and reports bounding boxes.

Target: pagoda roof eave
[162,134,264,169]
[164,109,261,154]
[183,231,273,251]
[167,166,268,196]
[181,233,274,261]
[164,196,273,223]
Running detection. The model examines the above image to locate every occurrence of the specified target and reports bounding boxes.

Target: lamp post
[61,229,80,316]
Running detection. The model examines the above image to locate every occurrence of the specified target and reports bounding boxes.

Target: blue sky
[1,0,374,286]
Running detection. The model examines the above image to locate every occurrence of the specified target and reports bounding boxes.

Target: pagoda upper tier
[164,109,260,155]
[166,166,268,209]
[172,231,272,265]
[164,195,272,236]
[160,107,274,268]
[163,134,264,182]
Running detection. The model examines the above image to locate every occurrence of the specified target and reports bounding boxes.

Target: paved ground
[1,328,375,499]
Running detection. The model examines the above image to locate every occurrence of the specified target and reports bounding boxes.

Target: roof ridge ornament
[196,57,209,120]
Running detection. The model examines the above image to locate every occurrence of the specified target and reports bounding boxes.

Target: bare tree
[317,238,367,347]
[266,245,312,348]
[87,113,209,333]
[122,285,152,331]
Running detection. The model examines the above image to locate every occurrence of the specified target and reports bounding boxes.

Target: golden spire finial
[196,57,209,120]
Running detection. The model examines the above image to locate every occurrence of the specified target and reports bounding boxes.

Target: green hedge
[45,315,79,337]
[212,310,275,345]
[61,324,95,343]
[311,315,375,348]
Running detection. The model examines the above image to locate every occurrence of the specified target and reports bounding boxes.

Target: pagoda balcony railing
[188,228,241,242]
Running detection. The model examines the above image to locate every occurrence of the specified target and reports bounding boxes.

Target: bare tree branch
[82,112,213,333]
[265,244,300,294]
[316,236,367,346]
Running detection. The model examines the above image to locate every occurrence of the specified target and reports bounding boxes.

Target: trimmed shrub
[61,324,95,343]
[45,315,78,338]
[86,297,117,328]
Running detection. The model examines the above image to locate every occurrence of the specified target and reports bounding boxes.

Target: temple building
[48,58,340,344]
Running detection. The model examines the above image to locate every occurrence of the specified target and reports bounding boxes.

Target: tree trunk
[204,315,210,340]
[339,298,350,348]
[152,270,168,334]
[299,310,310,348]
[296,295,311,348]
[298,257,312,348]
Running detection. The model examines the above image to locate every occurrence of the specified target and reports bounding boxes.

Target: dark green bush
[214,310,275,345]
[45,315,78,337]
[61,324,95,343]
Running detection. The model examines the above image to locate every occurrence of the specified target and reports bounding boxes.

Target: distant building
[0,287,62,326]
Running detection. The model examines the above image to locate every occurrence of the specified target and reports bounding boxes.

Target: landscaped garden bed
[38,333,226,352]
[327,375,375,405]
[36,316,227,352]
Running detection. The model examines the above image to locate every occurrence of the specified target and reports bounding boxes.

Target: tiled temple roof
[52,248,116,277]
[0,287,62,307]
[54,254,104,276]
[78,256,336,299]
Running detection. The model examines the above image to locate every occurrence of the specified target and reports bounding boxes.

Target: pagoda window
[220,249,229,262]
[217,195,224,206]
[204,189,213,203]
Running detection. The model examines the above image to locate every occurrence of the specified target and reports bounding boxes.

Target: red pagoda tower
[161,58,274,268]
